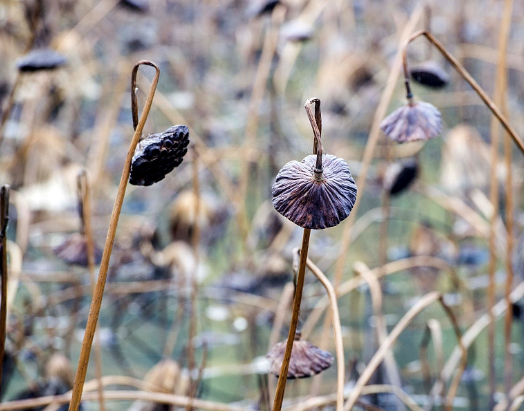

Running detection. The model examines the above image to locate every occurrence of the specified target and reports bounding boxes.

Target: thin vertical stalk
[499,0,515,398]
[271,228,311,411]
[333,4,424,287]
[0,185,10,399]
[185,146,201,411]
[77,171,105,411]
[68,60,160,411]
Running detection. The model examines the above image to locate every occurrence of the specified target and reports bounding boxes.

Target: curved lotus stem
[403,30,524,155]
[68,61,160,411]
[0,185,9,398]
[304,98,323,178]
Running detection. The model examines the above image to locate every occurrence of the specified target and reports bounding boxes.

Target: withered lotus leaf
[380,101,442,143]
[267,339,334,379]
[272,154,357,229]
[53,233,103,267]
[130,125,190,186]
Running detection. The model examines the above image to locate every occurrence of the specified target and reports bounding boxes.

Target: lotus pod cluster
[272,154,357,229]
[380,101,442,143]
[130,125,190,186]
[267,338,334,379]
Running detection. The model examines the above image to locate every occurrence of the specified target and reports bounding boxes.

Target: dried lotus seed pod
[380,101,442,143]
[17,48,67,72]
[410,61,450,89]
[267,337,334,379]
[272,154,357,229]
[129,125,190,186]
[383,158,419,196]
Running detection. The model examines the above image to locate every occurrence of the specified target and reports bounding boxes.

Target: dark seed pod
[272,154,357,229]
[53,233,103,267]
[129,125,190,186]
[17,48,67,72]
[247,0,280,18]
[383,158,419,196]
[267,338,334,379]
[410,61,450,89]
[380,101,442,143]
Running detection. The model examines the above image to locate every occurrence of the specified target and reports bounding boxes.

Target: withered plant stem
[333,4,424,288]
[77,171,105,411]
[404,30,524,155]
[272,228,310,411]
[0,185,10,398]
[302,253,344,411]
[498,0,516,398]
[68,60,160,411]
[304,98,323,176]
[186,146,201,411]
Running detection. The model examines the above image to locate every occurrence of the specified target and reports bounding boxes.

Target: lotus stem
[0,185,10,398]
[272,228,311,411]
[405,30,524,156]
[304,98,323,177]
[68,60,160,411]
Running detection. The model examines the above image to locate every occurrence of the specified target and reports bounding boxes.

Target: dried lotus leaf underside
[267,339,334,379]
[272,154,357,229]
[17,48,67,72]
[130,125,190,186]
[380,101,442,143]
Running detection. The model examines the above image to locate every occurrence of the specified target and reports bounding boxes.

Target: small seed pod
[267,335,334,379]
[383,158,419,196]
[119,0,149,12]
[272,154,356,230]
[380,101,442,143]
[410,61,450,89]
[129,125,190,186]
[53,233,103,267]
[17,48,67,72]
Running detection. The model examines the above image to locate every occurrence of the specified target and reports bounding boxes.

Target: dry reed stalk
[430,280,524,409]
[0,390,247,411]
[419,319,444,396]
[333,3,424,285]
[238,6,285,246]
[302,255,468,340]
[498,0,516,397]
[343,292,466,411]
[354,262,403,402]
[185,147,202,411]
[287,384,423,411]
[0,185,10,397]
[87,64,129,192]
[68,61,160,411]
[487,0,514,401]
[301,252,345,411]
[77,171,105,411]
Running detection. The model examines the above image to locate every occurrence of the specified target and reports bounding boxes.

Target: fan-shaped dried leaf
[380,101,442,143]
[410,61,450,89]
[53,233,102,267]
[130,125,190,186]
[272,154,357,229]
[267,339,334,379]
[17,48,67,72]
